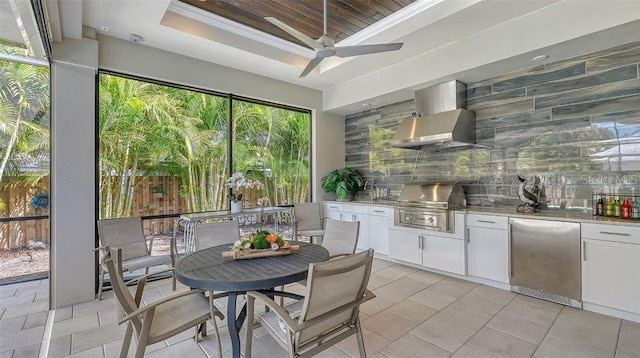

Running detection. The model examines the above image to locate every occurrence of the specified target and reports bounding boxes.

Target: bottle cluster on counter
[593,193,640,219]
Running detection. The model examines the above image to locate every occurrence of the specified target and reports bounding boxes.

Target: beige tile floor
[1,258,639,357]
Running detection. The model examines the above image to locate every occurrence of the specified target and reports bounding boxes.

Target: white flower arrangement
[257,196,270,207]
[226,172,263,202]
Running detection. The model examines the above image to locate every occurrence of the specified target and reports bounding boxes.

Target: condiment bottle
[633,199,640,219]
[605,197,614,216]
[613,199,621,217]
[595,197,604,216]
[621,199,631,219]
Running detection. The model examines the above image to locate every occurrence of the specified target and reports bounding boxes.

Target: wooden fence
[1,176,260,249]
[0,178,50,249]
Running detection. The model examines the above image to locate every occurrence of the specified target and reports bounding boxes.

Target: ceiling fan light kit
[265,0,403,78]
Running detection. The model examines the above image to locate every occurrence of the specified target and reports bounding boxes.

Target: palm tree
[98,74,311,219]
[0,58,49,187]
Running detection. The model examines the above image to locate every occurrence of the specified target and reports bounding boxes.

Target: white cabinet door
[422,234,465,275]
[467,226,509,283]
[369,207,390,255]
[344,212,370,251]
[323,203,342,221]
[388,229,422,265]
[582,239,640,314]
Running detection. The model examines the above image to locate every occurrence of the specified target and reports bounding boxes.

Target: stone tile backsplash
[345,42,640,209]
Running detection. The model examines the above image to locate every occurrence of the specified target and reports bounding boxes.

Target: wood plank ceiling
[179,0,416,47]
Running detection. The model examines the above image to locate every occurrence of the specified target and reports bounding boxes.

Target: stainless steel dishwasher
[509,218,582,308]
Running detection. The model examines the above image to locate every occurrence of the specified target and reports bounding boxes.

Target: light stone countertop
[326,200,640,227]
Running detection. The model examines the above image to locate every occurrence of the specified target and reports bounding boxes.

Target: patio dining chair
[245,249,376,358]
[104,247,224,358]
[296,218,360,288]
[321,218,360,259]
[96,217,176,300]
[194,219,240,251]
[294,202,325,244]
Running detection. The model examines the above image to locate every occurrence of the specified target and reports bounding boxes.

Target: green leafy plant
[321,167,365,201]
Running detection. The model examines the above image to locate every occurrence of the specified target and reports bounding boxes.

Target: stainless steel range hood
[391,81,476,149]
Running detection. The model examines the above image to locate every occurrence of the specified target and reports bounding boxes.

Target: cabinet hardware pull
[467,228,470,243]
[373,210,384,213]
[418,235,421,249]
[582,241,586,261]
[477,220,496,224]
[508,223,513,278]
[599,231,631,236]
[329,206,338,209]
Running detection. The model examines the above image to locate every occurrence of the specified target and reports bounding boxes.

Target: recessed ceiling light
[532,54,549,62]
[362,103,371,108]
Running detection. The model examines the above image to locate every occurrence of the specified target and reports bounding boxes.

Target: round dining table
[174,241,329,358]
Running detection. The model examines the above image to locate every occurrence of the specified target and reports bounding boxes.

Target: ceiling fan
[265,0,404,78]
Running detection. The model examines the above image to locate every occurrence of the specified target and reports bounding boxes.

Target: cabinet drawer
[324,203,342,212]
[369,206,392,216]
[582,223,640,244]
[341,204,368,214]
[467,214,508,230]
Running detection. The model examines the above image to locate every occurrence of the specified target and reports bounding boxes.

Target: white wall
[314,110,345,201]
[48,34,344,306]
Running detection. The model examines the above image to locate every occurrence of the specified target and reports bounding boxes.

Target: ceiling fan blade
[334,43,404,58]
[300,56,325,78]
[265,17,323,50]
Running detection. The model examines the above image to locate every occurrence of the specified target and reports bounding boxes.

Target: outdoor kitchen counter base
[465,206,640,226]
[345,200,640,224]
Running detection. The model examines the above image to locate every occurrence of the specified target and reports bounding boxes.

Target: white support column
[49,38,98,307]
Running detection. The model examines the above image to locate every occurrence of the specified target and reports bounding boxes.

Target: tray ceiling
[178,0,417,48]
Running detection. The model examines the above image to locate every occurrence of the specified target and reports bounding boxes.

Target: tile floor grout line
[539,331,619,357]
[614,316,623,357]
[38,308,55,358]
[531,304,565,357]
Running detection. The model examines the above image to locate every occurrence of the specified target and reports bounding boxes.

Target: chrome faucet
[363,180,376,201]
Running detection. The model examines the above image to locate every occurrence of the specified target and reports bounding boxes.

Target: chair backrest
[321,218,360,257]
[103,248,143,333]
[194,220,240,251]
[297,249,374,345]
[294,202,323,232]
[97,217,150,261]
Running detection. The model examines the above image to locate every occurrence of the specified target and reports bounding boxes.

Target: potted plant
[226,172,263,213]
[321,167,365,201]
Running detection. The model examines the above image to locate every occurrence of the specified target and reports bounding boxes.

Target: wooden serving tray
[222,245,300,260]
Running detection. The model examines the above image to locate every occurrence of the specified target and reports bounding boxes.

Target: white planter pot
[231,201,243,214]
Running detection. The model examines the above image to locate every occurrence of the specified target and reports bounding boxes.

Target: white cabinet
[322,202,391,255]
[343,211,370,251]
[466,214,509,283]
[388,213,466,275]
[323,203,342,221]
[388,229,422,265]
[422,233,466,275]
[368,207,391,255]
[582,223,640,315]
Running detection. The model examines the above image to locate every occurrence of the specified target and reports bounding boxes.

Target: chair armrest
[119,289,207,324]
[145,236,154,254]
[246,291,300,329]
[125,268,175,286]
[248,289,375,334]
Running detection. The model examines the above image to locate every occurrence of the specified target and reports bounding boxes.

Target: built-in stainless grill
[394,182,465,233]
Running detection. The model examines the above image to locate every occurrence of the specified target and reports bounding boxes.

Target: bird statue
[517,175,541,213]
